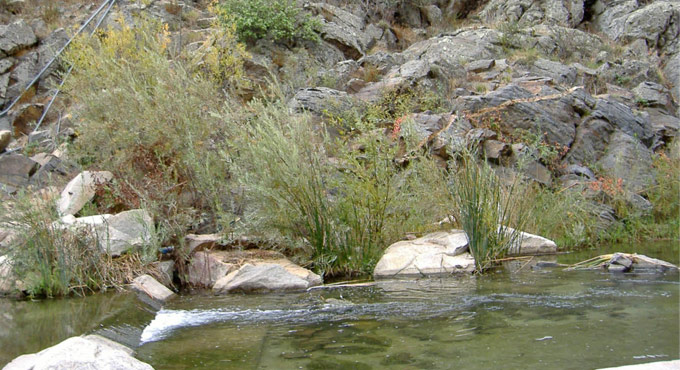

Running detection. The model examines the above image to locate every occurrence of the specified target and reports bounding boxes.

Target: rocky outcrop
[2,335,154,370]
[480,0,586,28]
[57,171,114,216]
[373,230,474,278]
[591,0,680,54]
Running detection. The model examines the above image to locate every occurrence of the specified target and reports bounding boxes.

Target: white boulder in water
[2,335,154,370]
[213,262,322,293]
[373,230,475,278]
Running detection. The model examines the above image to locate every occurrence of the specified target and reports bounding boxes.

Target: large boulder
[0,19,37,57]
[393,29,502,83]
[373,230,474,278]
[186,251,236,288]
[2,335,154,370]
[213,263,320,293]
[57,171,114,216]
[95,209,154,257]
[310,3,380,60]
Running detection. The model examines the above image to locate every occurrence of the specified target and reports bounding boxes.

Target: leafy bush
[216,0,320,44]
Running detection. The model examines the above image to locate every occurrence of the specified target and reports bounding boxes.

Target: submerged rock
[2,335,154,370]
[373,230,474,278]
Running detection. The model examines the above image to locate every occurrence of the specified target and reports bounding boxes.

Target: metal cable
[33,0,117,133]
[0,0,114,118]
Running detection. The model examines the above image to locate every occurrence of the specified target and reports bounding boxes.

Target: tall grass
[449,149,528,272]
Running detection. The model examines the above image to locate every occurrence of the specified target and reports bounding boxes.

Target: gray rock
[505,227,558,256]
[0,20,37,57]
[288,87,356,115]
[566,118,614,165]
[36,28,69,84]
[359,52,404,74]
[0,130,11,152]
[480,0,585,27]
[373,230,474,278]
[184,233,223,255]
[663,52,680,100]
[0,154,39,189]
[96,209,154,257]
[311,3,376,59]
[187,251,236,288]
[562,164,596,180]
[596,130,655,193]
[590,98,654,147]
[620,2,680,53]
[522,160,552,186]
[591,0,641,41]
[130,274,175,308]
[466,59,495,73]
[0,72,9,107]
[648,109,680,150]
[58,171,114,216]
[0,255,26,295]
[2,335,154,370]
[531,58,577,86]
[633,81,673,110]
[213,263,313,293]
[421,4,443,25]
[483,140,509,160]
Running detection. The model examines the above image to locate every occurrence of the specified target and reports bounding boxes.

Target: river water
[1,243,678,369]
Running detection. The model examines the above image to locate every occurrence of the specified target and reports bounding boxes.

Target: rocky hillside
[0,0,678,295]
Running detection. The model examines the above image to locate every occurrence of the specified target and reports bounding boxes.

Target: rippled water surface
[1,243,678,369]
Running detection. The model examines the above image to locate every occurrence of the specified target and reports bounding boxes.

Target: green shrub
[216,0,320,44]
